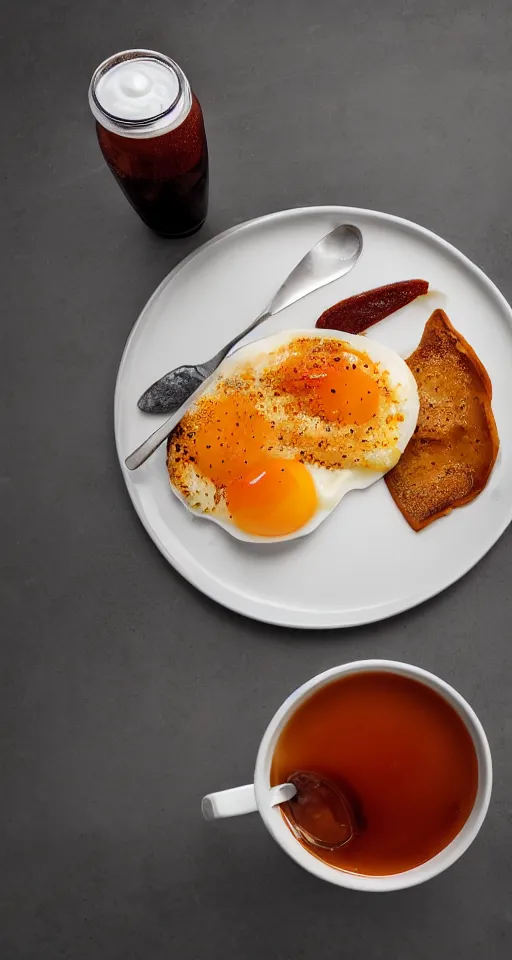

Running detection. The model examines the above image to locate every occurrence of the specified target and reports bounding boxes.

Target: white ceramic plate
[115,206,512,628]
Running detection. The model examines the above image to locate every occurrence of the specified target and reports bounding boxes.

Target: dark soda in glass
[89,49,208,237]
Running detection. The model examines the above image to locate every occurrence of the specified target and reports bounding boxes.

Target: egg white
[169,329,419,543]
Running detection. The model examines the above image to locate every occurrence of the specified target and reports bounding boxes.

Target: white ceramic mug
[202,659,492,892]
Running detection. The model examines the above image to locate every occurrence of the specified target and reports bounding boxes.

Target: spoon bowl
[281,771,356,851]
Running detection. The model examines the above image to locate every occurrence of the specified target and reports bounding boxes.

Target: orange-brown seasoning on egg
[167,335,409,534]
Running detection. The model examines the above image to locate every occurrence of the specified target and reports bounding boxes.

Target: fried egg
[167,330,419,542]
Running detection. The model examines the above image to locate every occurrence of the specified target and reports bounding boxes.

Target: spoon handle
[198,310,272,376]
[125,381,206,470]
[125,310,271,470]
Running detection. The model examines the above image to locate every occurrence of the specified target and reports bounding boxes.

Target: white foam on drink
[95,57,180,122]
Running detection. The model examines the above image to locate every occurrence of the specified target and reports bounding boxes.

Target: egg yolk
[281,359,380,424]
[226,458,318,537]
[193,396,273,486]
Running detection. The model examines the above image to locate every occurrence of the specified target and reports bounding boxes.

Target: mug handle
[202,784,257,820]
[201,783,295,820]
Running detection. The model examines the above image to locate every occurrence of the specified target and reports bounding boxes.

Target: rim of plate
[114,205,512,629]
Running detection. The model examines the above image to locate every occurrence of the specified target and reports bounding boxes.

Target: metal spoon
[137,223,363,415]
[282,771,356,850]
[125,225,362,470]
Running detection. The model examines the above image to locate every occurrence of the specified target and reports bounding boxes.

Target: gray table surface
[2,0,512,957]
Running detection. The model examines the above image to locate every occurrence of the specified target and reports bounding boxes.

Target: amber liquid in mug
[270,672,478,876]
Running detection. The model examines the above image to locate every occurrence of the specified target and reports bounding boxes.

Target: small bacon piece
[316,279,429,334]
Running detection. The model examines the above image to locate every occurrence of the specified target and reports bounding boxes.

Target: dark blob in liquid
[270,672,478,876]
[97,94,208,237]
